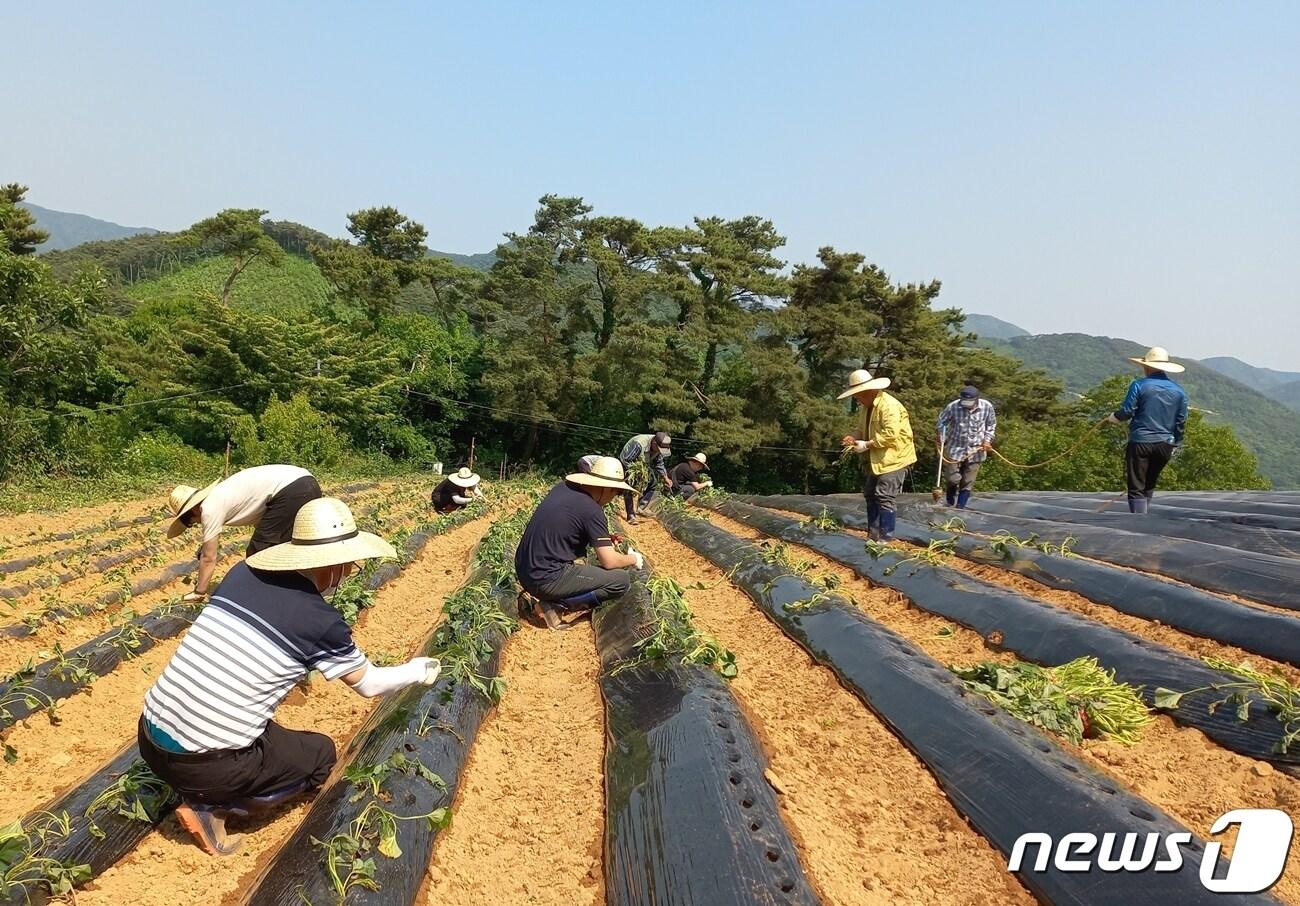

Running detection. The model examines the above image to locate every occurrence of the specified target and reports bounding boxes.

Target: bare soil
[630,518,1034,905]
[420,618,606,906]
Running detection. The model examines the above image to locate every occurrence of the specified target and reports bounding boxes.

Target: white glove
[853,440,871,453]
[350,657,441,697]
[630,549,645,570]
[181,591,207,604]
[1104,413,1121,426]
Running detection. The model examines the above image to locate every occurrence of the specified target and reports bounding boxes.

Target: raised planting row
[986,491,1300,519]
[984,492,1300,532]
[701,498,1300,771]
[655,507,1277,905]
[242,505,534,905]
[752,495,1300,671]
[889,500,1300,611]
[962,497,1300,560]
[0,501,505,904]
[593,554,818,906]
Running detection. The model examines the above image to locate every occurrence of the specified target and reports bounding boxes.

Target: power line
[10,382,257,426]
[403,388,844,455]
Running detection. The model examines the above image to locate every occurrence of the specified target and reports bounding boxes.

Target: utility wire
[9,382,257,425]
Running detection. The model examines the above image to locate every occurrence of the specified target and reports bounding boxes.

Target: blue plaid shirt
[937,398,997,463]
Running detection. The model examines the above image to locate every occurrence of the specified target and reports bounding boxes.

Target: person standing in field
[618,431,673,524]
[839,368,917,541]
[669,452,712,499]
[430,466,484,514]
[139,497,441,856]
[1105,346,1189,514]
[936,385,997,509]
[166,464,322,602]
[515,456,643,630]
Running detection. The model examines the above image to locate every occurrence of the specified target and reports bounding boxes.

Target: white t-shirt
[200,464,311,542]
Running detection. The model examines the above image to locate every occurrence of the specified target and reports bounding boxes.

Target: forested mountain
[0,185,1274,496]
[961,313,1029,340]
[979,333,1300,487]
[20,201,156,251]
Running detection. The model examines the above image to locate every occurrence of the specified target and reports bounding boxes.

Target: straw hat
[837,368,892,399]
[246,498,396,572]
[447,467,481,489]
[686,452,708,467]
[166,481,219,539]
[565,455,635,492]
[1129,346,1185,374]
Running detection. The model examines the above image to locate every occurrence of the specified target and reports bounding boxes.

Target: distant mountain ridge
[961,313,1029,340]
[20,202,157,251]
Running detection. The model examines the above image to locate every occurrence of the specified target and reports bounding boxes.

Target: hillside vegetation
[1,183,1274,506]
[984,333,1300,487]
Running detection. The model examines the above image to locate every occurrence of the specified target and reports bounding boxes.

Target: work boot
[224,780,311,817]
[626,514,640,525]
[175,802,243,856]
[957,490,972,509]
[536,600,571,632]
[880,511,897,541]
[516,591,546,628]
[1128,497,1149,515]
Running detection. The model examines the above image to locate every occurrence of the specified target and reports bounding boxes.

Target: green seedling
[83,760,177,839]
[1155,658,1300,754]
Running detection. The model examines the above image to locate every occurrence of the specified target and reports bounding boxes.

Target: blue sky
[5,1,1298,368]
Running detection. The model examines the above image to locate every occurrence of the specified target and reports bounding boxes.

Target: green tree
[173,208,285,303]
[0,184,49,255]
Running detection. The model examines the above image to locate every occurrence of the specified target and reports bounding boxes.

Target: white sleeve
[347,658,437,697]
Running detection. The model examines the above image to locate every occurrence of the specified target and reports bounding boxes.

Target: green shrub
[257,393,346,468]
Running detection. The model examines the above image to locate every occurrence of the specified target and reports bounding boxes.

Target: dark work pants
[1125,442,1174,501]
[246,475,323,555]
[524,563,631,612]
[862,467,908,514]
[138,717,335,806]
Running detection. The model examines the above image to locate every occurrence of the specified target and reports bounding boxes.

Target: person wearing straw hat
[1104,346,1189,514]
[515,456,643,630]
[936,385,997,509]
[138,497,442,856]
[430,466,484,514]
[165,464,323,603]
[839,368,916,541]
[669,452,713,500]
[618,431,673,524]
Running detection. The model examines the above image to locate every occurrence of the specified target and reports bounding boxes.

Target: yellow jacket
[857,391,917,475]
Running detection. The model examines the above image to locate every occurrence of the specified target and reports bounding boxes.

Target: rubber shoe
[626,515,641,525]
[175,803,243,856]
[537,600,572,632]
[516,592,545,628]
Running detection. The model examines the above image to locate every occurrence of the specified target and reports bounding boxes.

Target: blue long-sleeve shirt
[1114,373,1189,445]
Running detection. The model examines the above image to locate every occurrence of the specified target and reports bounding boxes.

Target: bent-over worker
[139,497,440,856]
[515,456,642,630]
[1105,346,1189,514]
[669,452,712,499]
[618,431,673,524]
[430,466,484,514]
[839,368,917,541]
[166,464,322,602]
[936,385,997,509]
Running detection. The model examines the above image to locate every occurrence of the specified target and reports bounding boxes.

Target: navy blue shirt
[1115,373,1189,445]
[515,482,614,586]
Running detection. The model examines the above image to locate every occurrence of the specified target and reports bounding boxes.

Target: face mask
[960,399,978,410]
[322,564,346,598]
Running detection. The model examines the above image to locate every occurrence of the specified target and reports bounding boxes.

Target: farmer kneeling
[139,497,441,856]
[669,452,712,499]
[515,456,643,630]
[839,368,916,541]
[166,464,324,603]
[430,466,484,514]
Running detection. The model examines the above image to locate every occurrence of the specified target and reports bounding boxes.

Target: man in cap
[430,466,484,514]
[839,368,916,541]
[515,456,643,630]
[669,452,713,500]
[936,385,997,509]
[618,431,673,524]
[166,464,323,602]
[139,497,441,856]
[1105,346,1189,514]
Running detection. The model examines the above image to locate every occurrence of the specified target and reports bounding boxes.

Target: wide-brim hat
[686,452,708,466]
[247,497,396,571]
[1129,346,1185,374]
[566,455,635,492]
[165,480,219,539]
[837,368,892,399]
[448,467,481,489]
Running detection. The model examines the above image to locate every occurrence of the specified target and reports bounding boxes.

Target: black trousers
[1125,442,1175,500]
[523,563,631,611]
[138,717,335,806]
[246,475,322,555]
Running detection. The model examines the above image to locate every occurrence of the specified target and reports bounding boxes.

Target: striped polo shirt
[143,562,365,753]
